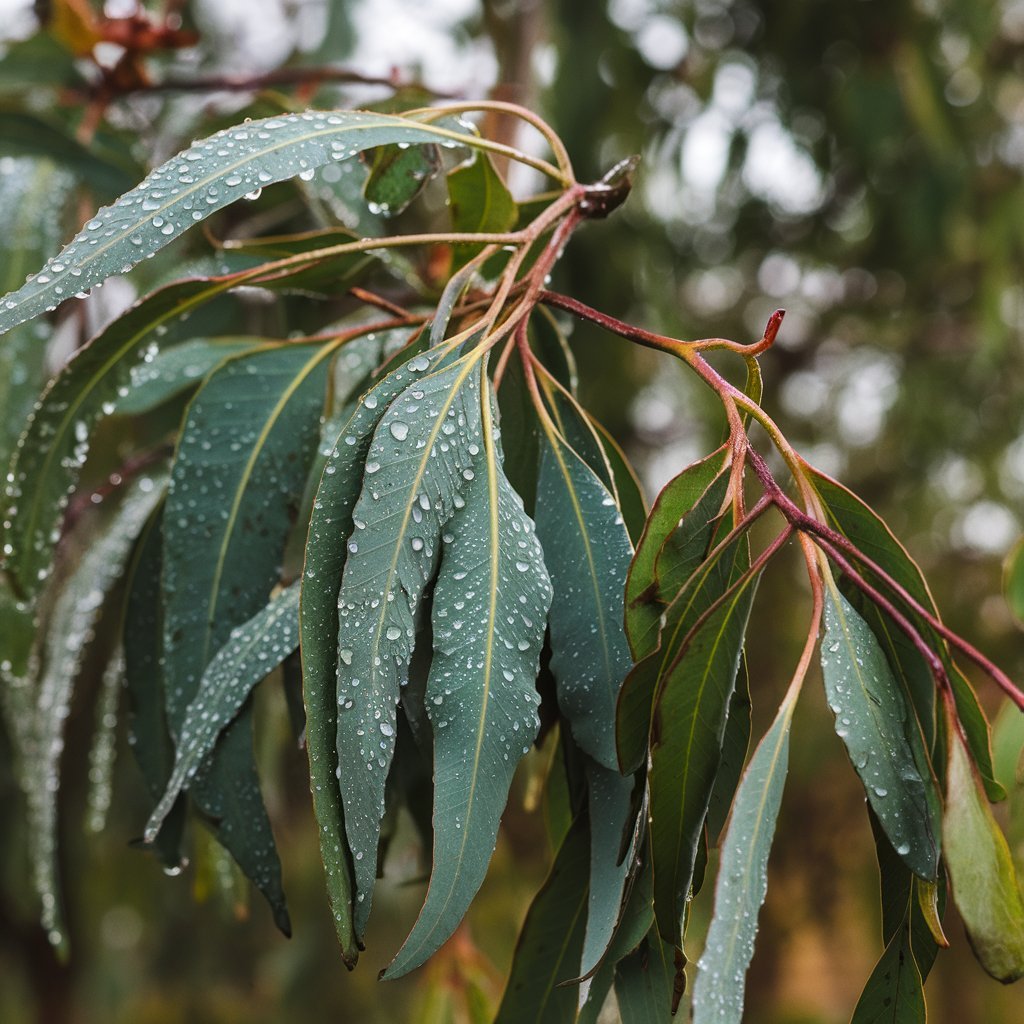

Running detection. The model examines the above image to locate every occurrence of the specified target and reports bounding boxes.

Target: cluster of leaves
[1,92,1023,1024]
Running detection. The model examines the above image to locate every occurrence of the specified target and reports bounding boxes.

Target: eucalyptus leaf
[162,343,332,935]
[146,582,300,838]
[300,340,451,960]
[384,379,552,977]
[943,720,1024,983]
[335,353,486,933]
[0,110,486,333]
[28,471,166,954]
[820,581,940,881]
[615,931,677,1024]
[448,151,517,266]
[850,924,926,1024]
[535,431,633,772]
[691,697,794,1024]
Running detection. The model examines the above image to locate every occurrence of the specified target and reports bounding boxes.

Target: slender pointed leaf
[534,432,633,772]
[820,582,940,880]
[494,814,589,1024]
[335,353,486,933]
[146,582,300,837]
[85,647,123,834]
[162,343,332,935]
[692,698,795,1024]
[850,923,926,1024]
[384,376,552,977]
[615,930,677,1024]
[28,471,165,954]
[300,340,450,960]
[0,110,490,334]
[943,720,1024,983]
[649,563,759,945]
[364,141,441,216]
[705,659,752,843]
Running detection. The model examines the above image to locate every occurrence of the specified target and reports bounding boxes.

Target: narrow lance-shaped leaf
[3,279,251,600]
[122,510,185,870]
[648,552,759,946]
[850,919,926,1024]
[534,430,634,772]
[615,930,677,1024]
[335,352,486,933]
[578,762,638,987]
[85,647,124,834]
[942,712,1024,983]
[301,341,452,961]
[146,582,300,837]
[28,471,166,955]
[384,371,552,977]
[0,109,493,334]
[820,580,940,880]
[494,814,590,1024]
[691,696,795,1024]
[162,343,332,935]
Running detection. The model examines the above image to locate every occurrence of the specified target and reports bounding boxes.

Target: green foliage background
[1,0,1023,1021]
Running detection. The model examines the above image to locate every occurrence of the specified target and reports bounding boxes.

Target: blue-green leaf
[535,432,633,771]
[0,110,492,334]
[384,374,552,977]
[162,343,331,935]
[820,581,940,880]
[146,582,300,838]
[335,352,486,933]
[691,697,794,1024]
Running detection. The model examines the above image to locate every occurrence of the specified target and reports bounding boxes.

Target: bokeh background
[1,0,1023,1021]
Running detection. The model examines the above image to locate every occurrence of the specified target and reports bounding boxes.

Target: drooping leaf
[122,510,185,870]
[615,930,677,1024]
[28,471,166,954]
[820,580,940,881]
[942,716,1024,983]
[146,582,300,838]
[85,647,123,834]
[705,659,752,843]
[534,431,634,772]
[114,336,260,415]
[3,279,250,599]
[648,559,760,945]
[384,376,552,977]
[335,352,486,933]
[850,924,926,1024]
[493,814,589,1024]
[162,343,332,935]
[691,696,795,1024]
[948,663,1004,802]
[300,341,452,961]
[1005,536,1024,628]
[0,109,490,333]
[578,762,636,980]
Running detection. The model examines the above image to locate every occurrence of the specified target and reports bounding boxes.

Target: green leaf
[614,931,677,1024]
[948,664,1004,802]
[335,352,487,933]
[146,582,300,838]
[122,510,185,870]
[534,431,634,772]
[300,341,450,961]
[624,448,729,663]
[943,719,1024,983]
[28,471,166,955]
[579,762,636,979]
[364,141,441,216]
[494,814,589,1024]
[0,109,486,334]
[705,660,752,843]
[3,278,250,600]
[384,377,552,977]
[850,925,926,1024]
[448,152,517,266]
[820,581,940,880]
[648,559,759,945]
[115,337,261,415]
[162,343,332,935]
[0,34,84,93]
[691,697,795,1024]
